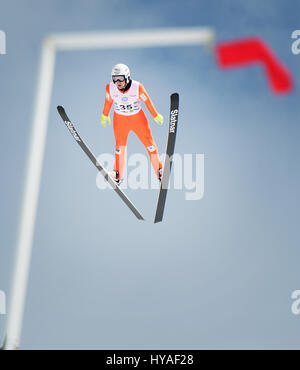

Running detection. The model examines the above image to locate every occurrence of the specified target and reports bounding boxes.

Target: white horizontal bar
[51,27,215,50]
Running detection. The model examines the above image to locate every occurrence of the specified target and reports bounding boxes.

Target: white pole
[4,37,56,350]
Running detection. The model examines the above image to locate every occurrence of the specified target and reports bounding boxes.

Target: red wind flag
[215,37,293,94]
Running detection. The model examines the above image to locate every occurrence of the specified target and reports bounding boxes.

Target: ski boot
[110,170,121,185]
[157,168,163,182]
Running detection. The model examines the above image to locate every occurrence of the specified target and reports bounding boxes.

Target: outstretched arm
[139,84,163,124]
[101,84,113,127]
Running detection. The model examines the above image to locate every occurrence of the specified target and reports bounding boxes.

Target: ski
[154,93,179,223]
[57,106,144,221]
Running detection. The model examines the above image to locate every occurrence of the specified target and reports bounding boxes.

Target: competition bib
[109,80,141,116]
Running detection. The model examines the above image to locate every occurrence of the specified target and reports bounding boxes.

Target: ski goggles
[112,75,125,83]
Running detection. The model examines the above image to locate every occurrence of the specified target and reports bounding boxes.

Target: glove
[154,113,164,125]
[101,114,111,128]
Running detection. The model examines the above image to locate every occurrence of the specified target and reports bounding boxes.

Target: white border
[4,27,215,350]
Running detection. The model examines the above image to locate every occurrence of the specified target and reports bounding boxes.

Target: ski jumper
[102,80,162,180]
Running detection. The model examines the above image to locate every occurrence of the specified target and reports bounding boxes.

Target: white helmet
[111,63,130,84]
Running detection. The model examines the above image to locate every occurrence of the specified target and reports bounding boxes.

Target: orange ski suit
[102,82,162,180]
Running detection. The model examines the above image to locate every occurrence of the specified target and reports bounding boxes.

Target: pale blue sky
[0,0,300,349]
